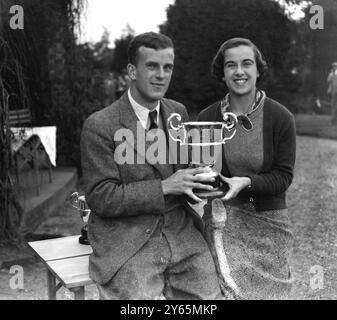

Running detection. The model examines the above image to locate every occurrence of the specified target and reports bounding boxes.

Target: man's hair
[128,32,174,65]
[211,37,268,83]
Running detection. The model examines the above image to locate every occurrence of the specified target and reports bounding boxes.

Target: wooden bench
[9,108,32,127]
[28,235,93,300]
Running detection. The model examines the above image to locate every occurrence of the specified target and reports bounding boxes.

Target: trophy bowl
[69,192,91,245]
[168,112,238,198]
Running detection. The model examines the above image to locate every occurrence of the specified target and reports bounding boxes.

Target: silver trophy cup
[70,192,91,245]
[168,112,238,198]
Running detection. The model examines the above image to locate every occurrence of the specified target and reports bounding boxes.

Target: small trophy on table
[70,192,91,245]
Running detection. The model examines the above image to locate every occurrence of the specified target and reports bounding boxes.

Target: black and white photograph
[0,0,336,304]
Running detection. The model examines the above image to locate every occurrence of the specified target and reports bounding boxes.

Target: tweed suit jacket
[80,93,203,285]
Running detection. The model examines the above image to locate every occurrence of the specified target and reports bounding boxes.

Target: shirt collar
[221,90,266,117]
[128,89,160,129]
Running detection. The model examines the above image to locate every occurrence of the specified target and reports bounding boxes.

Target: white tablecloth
[11,126,57,166]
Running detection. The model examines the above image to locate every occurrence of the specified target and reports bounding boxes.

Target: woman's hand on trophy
[219,174,251,201]
[161,167,215,202]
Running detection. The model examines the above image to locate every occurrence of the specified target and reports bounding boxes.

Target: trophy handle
[70,192,80,208]
[222,112,238,144]
[70,192,91,218]
[167,113,185,144]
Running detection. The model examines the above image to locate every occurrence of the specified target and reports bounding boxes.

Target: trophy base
[79,236,90,245]
[79,228,90,245]
[190,163,228,199]
[194,188,225,199]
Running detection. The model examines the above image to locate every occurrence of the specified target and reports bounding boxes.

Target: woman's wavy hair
[211,38,268,83]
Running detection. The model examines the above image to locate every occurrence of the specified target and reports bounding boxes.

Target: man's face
[128,46,174,108]
[223,45,259,98]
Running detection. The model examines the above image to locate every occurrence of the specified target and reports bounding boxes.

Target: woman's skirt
[203,201,294,300]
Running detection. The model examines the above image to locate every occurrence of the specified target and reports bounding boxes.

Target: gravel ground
[1,135,337,300]
[287,136,337,299]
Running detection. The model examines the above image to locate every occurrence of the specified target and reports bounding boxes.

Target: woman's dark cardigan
[197,97,296,211]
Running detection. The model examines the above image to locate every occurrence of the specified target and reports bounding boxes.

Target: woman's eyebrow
[225,58,254,65]
[224,60,235,65]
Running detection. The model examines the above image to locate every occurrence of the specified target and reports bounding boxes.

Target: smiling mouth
[233,79,248,85]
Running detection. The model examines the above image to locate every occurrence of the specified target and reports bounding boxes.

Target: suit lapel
[160,100,187,172]
[119,93,178,179]
[119,93,148,165]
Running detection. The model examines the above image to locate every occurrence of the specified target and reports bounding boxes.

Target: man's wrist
[243,177,252,190]
[161,180,169,195]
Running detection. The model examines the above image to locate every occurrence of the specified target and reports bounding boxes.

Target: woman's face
[223,45,259,98]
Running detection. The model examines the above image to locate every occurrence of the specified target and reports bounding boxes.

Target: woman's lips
[233,79,248,85]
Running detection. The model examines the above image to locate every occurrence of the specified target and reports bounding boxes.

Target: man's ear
[127,63,136,80]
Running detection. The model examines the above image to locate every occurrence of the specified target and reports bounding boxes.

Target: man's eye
[164,65,173,72]
[147,64,155,69]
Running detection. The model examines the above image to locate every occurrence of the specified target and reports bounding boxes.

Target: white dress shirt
[128,89,160,130]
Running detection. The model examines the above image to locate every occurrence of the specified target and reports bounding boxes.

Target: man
[80,32,221,300]
[327,61,337,124]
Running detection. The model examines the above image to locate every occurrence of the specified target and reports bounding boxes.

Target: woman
[198,38,296,300]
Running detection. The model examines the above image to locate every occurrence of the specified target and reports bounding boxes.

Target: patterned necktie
[148,109,158,130]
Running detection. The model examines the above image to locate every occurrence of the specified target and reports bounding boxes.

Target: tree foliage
[276,0,337,113]
[111,33,134,73]
[0,39,24,241]
[111,25,136,73]
[302,0,337,96]
[159,0,296,113]
[0,0,87,241]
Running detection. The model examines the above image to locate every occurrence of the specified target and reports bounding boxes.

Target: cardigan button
[249,197,254,203]
[145,228,151,234]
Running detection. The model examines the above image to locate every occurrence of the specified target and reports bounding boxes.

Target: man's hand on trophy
[161,167,215,202]
[219,174,251,201]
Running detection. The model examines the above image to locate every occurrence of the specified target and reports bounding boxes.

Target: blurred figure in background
[327,61,337,125]
[102,72,117,106]
[116,68,131,99]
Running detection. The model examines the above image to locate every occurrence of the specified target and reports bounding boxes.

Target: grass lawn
[288,135,337,299]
